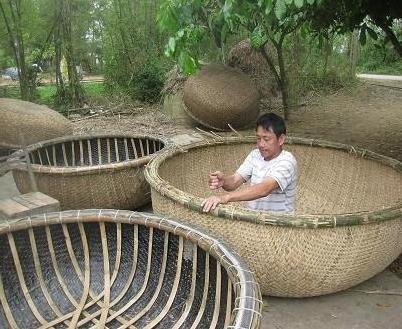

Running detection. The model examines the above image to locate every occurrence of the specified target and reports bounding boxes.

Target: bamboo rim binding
[0,209,262,329]
[9,133,170,175]
[145,135,402,228]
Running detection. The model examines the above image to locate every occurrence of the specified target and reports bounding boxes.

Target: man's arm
[202,177,279,212]
[209,171,245,191]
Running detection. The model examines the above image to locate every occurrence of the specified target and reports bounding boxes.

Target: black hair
[256,113,286,137]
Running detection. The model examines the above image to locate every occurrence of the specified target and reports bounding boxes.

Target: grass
[0,81,105,106]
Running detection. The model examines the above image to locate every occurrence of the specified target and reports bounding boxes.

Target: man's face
[256,126,285,160]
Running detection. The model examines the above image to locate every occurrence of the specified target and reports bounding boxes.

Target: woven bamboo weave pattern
[145,136,402,297]
[0,210,261,329]
[11,134,166,210]
[0,98,72,150]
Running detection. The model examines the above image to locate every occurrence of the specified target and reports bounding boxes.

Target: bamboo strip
[110,223,122,284]
[171,245,198,329]
[71,141,75,167]
[115,138,120,162]
[28,229,64,319]
[107,138,111,163]
[131,139,139,159]
[45,148,51,165]
[68,222,91,329]
[119,232,175,328]
[79,140,84,166]
[62,143,68,166]
[0,272,20,328]
[98,222,111,327]
[106,228,155,323]
[210,262,222,328]
[60,224,117,323]
[224,282,232,328]
[87,140,93,166]
[124,138,129,161]
[52,145,57,167]
[76,225,139,327]
[41,225,103,328]
[189,253,210,329]
[7,233,47,324]
[152,140,157,154]
[37,150,43,165]
[139,139,144,158]
[146,139,150,156]
[142,236,184,329]
[98,139,102,165]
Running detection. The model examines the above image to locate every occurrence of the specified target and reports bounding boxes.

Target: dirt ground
[71,79,402,162]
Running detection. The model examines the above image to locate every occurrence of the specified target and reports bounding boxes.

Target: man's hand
[209,171,225,190]
[201,195,228,212]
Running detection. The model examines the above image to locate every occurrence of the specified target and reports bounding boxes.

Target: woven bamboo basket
[0,209,262,328]
[145,135,402,297]
[11,134,166,210]
[0,98,72,150]
[183,64,260,131]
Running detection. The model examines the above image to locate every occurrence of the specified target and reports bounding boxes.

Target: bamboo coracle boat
[0,209,262,328]
[11,134,166,210]
[145,135,402,297]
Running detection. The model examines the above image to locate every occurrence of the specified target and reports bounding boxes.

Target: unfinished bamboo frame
[0,209,262,329]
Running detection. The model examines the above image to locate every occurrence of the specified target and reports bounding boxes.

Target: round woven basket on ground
[11,134,166,210]
[0,98,72,150]
[183,64,260,131]
[0,209,262,328]
[145,135,402,297]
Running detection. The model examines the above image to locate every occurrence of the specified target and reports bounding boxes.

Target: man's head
[255,113,286,160]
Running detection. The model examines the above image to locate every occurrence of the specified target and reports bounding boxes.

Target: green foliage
[357,28,402,74]
[130,62,165,103]
[308,0,402,57]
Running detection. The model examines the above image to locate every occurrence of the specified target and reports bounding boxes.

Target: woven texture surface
[0,210,262,328]
[12,135,165,210]
[183,64,260,131]
[146,137,402,297]
[0,98,72,149]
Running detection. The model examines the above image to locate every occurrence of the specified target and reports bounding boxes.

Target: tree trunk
[349,29,359,78]
[276,43,290,120]
[60,0,83,107]
[375,19,402,58]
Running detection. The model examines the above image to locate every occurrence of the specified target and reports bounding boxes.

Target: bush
[130,63,165,103]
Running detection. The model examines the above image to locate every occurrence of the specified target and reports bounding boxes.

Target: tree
[0,0,37,100]
[158,0,320,120]
[309,0,402,57]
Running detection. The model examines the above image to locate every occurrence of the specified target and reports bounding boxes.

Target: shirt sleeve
[267,159,296,191]
[236,151,254,182]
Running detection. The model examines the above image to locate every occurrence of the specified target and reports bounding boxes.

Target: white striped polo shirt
[236,149,298,212]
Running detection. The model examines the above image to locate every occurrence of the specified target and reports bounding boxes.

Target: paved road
[357,73,402,81]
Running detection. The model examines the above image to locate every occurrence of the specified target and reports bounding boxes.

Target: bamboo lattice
[0,209,262,329]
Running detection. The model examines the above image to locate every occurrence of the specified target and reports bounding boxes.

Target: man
[202,112,297,213]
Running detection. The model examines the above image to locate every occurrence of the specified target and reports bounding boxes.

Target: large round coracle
[0,210,262,328]
[183,64,260,131]
[0,98,73,149]
[145,135,402,297]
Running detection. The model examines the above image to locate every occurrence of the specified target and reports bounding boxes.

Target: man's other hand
[209,171,224,190]
[201,195,228,212]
